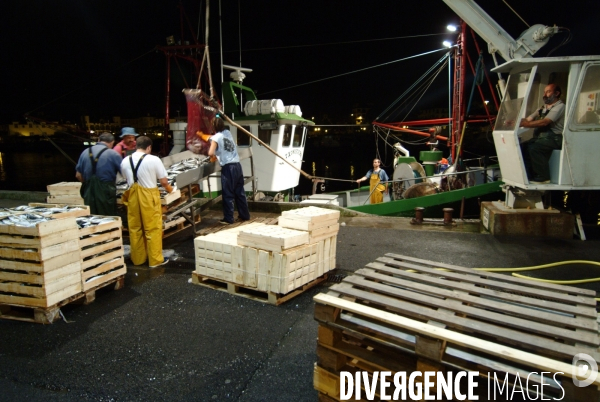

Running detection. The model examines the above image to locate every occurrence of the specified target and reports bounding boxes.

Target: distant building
[81,115,186,136]
[8,120,78,136]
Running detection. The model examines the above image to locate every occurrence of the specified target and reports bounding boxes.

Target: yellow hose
[473,260,600,272]
[511,272,600,285]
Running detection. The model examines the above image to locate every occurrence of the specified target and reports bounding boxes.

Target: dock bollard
[443,208,454,225]
[411,207,425,225]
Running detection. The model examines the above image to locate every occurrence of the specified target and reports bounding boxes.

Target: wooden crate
[194,223,266,283]
[0,218,82,308]
[237,225,309,252]
[47,195,85,205]
[194,223,336,302]
[279,206,340,231]
[78,217,126,291]
[47,181,81,195]
[161,189,181,205]
[28,203,90,219]
[313,253,600,401]
[0,275,125,324]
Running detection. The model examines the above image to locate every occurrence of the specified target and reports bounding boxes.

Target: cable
[221,32,448,54]
[501,0,530,28]
[25,47,156,115]
[261,47,448,96]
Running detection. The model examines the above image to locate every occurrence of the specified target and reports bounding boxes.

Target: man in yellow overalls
[356,158,390,204]
[120,136,173,267]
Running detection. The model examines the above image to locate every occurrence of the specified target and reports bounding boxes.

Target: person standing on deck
[120,136,173,268]
[75,132,122,215]
[208,117,251,225]
[113,127,139,159]
[356,158,389,204]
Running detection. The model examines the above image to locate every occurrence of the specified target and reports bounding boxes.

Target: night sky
[2,0,599,126]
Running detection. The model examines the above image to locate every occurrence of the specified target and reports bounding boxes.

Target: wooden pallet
[79,217,127,291]
[0,275,125,324]
[0,217,83,308]
[313,253,600,401]
[191,271,328,305]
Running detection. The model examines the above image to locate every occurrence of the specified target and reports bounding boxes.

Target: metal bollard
[443,208,454,225]
[411,207,425,224]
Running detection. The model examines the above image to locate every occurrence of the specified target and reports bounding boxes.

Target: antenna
[223,64,253,84]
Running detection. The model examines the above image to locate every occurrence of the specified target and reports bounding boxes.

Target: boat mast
[450,21,467,162]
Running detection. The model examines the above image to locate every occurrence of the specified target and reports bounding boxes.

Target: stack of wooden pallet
[46,182,84,204]
[193,207,339,304]
[313,253,600,401]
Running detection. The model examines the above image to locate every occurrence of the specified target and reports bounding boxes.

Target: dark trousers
[221,162,251,223]
[520,134,562,181]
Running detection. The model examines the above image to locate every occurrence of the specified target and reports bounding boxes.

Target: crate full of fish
[21,203,90,219]
[0,213,82,308]
[76,215,127,292]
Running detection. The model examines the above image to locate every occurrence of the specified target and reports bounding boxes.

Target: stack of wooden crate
[78,216,127,293]
[46,182,85,205]
[0,217,83,323]
[0,205,127,323]
[313,253,600,401]
[193,207,339,304]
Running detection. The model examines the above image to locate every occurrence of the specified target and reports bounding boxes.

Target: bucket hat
[120,127,139,138]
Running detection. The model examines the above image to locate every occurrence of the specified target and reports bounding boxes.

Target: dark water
[0,150,81,192]
[0,135,383,195]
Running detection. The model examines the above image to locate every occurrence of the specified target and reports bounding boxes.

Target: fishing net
[183,89,219,155]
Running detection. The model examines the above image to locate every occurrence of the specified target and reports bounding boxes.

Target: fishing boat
[310,18,504,218]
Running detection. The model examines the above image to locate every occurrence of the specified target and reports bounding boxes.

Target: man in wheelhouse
[519,83,565,184]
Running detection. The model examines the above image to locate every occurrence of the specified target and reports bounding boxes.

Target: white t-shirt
[120,151,168,189]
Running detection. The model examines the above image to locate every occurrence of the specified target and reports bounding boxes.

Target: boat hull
[345,181,503,217]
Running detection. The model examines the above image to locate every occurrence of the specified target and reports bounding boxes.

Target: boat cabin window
[258,126,272,147]
[237,125,251,146]
[282,125,292,147]
[571,63,600,131]
[294,126,306,147]
[495,70,539,131]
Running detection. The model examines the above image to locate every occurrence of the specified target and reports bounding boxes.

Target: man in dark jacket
[75,132,122,215]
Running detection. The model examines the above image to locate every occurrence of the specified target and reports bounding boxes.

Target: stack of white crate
[47,182,85,205]
[193,207,339,296]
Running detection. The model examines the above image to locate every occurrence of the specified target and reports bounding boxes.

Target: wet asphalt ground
[1,201,600,402]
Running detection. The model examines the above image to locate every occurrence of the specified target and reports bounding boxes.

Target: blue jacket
[76,143,122,182]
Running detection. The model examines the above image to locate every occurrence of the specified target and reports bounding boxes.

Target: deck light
[443,40,453,48]
[447,24,457,32]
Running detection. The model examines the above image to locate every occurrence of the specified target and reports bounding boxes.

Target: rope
[501,0,530,28]
[216,110,314,180]
[261,47,448,96]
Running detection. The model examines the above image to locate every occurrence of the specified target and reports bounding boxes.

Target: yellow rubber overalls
[122,155,164,266]
[369,171,385,204]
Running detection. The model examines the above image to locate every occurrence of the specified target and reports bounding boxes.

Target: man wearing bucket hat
[113,127,139,159]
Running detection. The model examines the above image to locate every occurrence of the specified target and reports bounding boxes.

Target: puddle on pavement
[126,266,166,285]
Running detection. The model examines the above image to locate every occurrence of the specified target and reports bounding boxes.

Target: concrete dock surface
[1,195,600,401]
